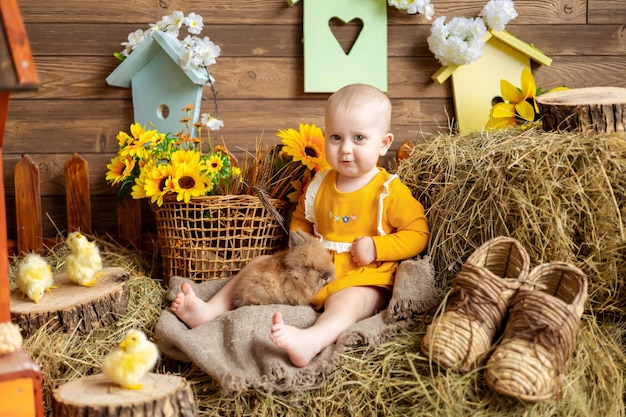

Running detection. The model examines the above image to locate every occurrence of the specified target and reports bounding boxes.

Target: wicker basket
[154,194,290,283]
[484,262,587,402]
[421,236,531,373]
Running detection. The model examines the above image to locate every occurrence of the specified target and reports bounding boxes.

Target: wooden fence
[12,153,142,255]
[9,146,415,257]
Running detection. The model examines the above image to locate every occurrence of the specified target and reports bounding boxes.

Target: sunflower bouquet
[106,109,329,208]
[106,108,241,207]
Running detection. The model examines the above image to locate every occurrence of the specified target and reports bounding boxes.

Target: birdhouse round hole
[157,104,170,120]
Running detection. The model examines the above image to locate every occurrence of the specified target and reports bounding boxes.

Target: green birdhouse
[106,31,211,134]
[431,30,552,134]
[290,0,388,92]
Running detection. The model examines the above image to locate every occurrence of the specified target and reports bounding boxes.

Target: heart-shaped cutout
[328,17,364,55]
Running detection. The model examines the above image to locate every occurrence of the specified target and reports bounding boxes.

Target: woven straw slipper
[484,262,587,402]
[421,236,530,373]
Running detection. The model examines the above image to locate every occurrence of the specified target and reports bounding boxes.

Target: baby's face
[324,102,391,180]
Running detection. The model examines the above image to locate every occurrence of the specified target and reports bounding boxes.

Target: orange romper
[289,168,430,310]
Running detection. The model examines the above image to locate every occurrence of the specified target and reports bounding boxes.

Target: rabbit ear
[289,230,307,248]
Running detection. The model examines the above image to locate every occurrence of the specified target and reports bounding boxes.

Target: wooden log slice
[52,373,197,417]
[536,86,626,133]
[10,267,130,337]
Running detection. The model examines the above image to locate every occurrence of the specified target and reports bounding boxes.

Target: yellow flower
[170,149,201,166]
[172,163,210,203]
[143,163,176,207]
[278,123,330,171]
[486,67,537,129]
[130,172,148,200]
[129,121,145,139]
[206,154,224,174]
[121,128,161,160]
[106,154,135,185]
[116,130,134,148]
[486,67,569,130]
[231,166,243,182]
[286,169,312,203]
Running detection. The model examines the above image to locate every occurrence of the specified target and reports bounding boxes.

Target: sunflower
[170,149,201,166]
[142,163,177,207]
[172,163,211,203]
[116,129,134,149]
[106,154,136,186]
[205,153,225,174]
[278,123,330,172]
[124,128,164,160]
[130,171,148,200]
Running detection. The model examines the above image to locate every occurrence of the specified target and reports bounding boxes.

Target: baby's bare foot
[270,312,319,367]
[170,282,212,328]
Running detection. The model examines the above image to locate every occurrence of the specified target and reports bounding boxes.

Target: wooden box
[0,348,44,417]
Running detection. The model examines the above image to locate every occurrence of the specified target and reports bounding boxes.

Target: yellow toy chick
[101,329,159,390]
[66,231,103,287]
[16,253,55,304]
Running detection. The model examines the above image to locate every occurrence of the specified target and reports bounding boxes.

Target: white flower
[388,0,434,20]
[427,16,487,66]
[156,11,185,37]
[193,36,221,67]
[421,3,435,20]
[479,0,517,31]
[118,11,220,81]
[184,12,204,35]
[201,113,224,131]
[178,45,194,71]
[179,35,221,71]
[120,29,147,57]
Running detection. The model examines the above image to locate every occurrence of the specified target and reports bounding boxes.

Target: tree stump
[536,86,626,133]
[52,373,197,417]
[10,267,130,337]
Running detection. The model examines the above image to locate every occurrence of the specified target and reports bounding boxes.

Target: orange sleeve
[288,186,314,235]
[372,179,429,261]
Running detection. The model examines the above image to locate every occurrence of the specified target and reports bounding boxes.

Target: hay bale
[397,127,626,315]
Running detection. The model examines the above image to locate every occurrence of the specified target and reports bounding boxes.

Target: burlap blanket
[154,256,437,394]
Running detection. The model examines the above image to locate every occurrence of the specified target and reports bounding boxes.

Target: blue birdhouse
[106,31,212,134]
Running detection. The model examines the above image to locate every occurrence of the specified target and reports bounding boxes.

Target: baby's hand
[351,236,376,266]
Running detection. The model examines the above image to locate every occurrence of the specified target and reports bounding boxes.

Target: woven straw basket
[155,194,290,283]
[485,262,587,402]
[421,236,530,373]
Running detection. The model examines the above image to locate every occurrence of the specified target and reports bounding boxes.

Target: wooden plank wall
[3,0,626,243]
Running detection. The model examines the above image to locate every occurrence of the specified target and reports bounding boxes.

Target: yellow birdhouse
[432,30,552,134]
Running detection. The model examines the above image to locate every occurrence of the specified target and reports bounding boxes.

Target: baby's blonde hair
[325,83,392,131]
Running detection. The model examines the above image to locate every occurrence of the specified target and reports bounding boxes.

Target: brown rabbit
[231,230,335,307]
